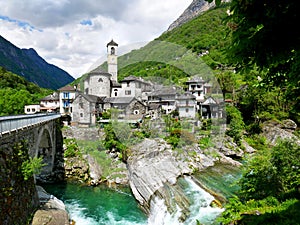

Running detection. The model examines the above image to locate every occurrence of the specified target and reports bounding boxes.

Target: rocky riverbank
[127,137,244,217]
[51,119,298,224]
[32,186,71,225]
[62,126,128,186]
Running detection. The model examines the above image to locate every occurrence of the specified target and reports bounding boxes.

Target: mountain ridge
[167,0,216,31]
[0,35,74,90]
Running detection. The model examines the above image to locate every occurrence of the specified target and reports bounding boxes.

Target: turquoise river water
[43,164,241,225]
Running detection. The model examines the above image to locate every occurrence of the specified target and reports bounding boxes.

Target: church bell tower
[107,39,118,82]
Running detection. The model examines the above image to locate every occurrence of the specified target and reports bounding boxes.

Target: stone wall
[0,139,39,225]
[0,118,63,223]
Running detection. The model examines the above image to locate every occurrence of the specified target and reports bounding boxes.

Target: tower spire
[107,39,118,82]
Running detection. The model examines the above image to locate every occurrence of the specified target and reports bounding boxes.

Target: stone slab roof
[40,92,59,101]
[75,92,106,103]
[106,39,118,47]
[148,87,178,96]
[58,85,75,92]
[88,66,112,77]
[186,76,205,83]
[176,92,196,100]
[104,97,135,104]
[111,80,121,87]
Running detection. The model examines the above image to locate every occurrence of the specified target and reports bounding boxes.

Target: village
[24,40,224,127]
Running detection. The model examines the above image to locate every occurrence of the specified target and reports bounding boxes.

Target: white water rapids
[147,176,224,225]
[48,176,224,225]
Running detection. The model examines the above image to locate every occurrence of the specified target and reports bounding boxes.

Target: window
[186,100,189,105]
[27,108,30,112]
[134,110,139,115]
[114,92,118,97]
[127,82,130,87]
[80,113,83,117]
[32,108,36,112]
[63,92,69,98]
[125,90,131,95]
[185,108,189,113]
[98,78,103,82]
[79,103,83,109]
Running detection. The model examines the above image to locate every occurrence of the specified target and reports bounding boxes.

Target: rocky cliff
[167,0,216,32]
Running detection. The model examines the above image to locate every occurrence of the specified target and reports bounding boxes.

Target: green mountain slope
[0,35,74,90]
[83,5,230,88]
[0,67,52,116]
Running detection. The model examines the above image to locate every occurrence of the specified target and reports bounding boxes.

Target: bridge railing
[0,113,61,135]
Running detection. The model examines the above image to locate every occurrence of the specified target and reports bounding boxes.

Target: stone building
[119,75,152,100]
[104,97,146,117]
[147,86,179,114]
[176,92,197,118]
[83,39,122,99]
[201,96,223,119]
[39,92,60,113]
[72,92,105,127]
[84,67,112,97]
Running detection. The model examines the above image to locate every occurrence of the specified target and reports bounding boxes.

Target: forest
[0,67,51,116]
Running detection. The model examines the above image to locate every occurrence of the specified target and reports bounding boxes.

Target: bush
[225,105,245,145]
[64,138,81,158]
[21,157,45,180]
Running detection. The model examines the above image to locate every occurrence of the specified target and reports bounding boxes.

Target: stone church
[84,39,121,98]
[72,40,146,127]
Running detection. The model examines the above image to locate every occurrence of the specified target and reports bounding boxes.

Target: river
[43,164,241,225]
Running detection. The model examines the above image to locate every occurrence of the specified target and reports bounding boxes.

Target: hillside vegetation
[0,67,52,116]
[0,35,74,90]
[90,2,299,224]
[107,3,297,125]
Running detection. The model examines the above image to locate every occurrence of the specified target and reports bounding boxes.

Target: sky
[0,0,193,78]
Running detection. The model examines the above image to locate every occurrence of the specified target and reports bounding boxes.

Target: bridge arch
[35,123,56,174]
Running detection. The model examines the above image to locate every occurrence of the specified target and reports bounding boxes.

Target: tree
[225,0,300,123]
[239,139,300,201]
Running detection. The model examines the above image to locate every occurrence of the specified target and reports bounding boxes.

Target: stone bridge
[0,113,63,181]
[0,113,65,224]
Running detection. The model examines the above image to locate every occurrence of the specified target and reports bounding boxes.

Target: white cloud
[0,0,192,78]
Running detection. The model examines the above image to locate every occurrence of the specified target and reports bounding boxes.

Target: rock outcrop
[167,0,215,32]
[127,137,242,219]
[32,186,70,225]
[87,154,102,185]
[262,119,299,145]
[127,138,192,213]
[64,155,90,182]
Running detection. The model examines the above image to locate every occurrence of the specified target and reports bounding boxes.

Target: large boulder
[32,186,69,225]
[87,154,102,186]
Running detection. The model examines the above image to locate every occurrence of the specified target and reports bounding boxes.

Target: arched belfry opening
[37,128,54,174]
[111,47,115,55]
